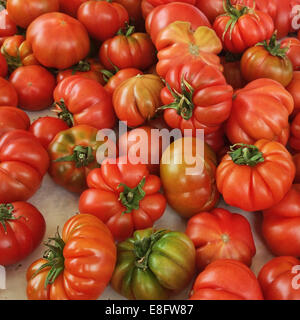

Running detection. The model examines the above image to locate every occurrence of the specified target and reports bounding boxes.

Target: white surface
[0,109,275,300]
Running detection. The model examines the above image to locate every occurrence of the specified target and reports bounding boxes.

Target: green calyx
[32,229,65,288]
[159,78,194,120]
[221,0,254,40]
[0,1,6,9]
[1,47,22,73]
[134,230,167,270]
[0,204,21,233]
[229,143,265,167]
[71,60,91,74]
[100,64,119,83]
[54,98,74,127]
[54,145,95,168]
[117,23,135,37]
[118,177,146,214]
[256,32,288,59]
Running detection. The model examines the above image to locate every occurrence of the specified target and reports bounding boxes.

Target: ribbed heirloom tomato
[26,214,116,300]
[190,259,264,300]
[225,79,294,145]
[0,106,30,137]
[160,60,233,135]
[79,157,167,241]
[258,256,300,300]
[111,228,196,300]
[186,208,256,270]
[216,139,295,212]
[0,130,49,203]
[0,202,45,266]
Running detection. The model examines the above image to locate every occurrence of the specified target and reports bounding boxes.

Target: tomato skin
[213,7,274,54]
[204,126,226,155]
[186,208,256,270]
[0,77,18,107]
[59,0,87,17]
[293,153,300,183]
[79,157,167,241]
[225,79,294,146]
[290,113,300,152]
[99,32,156,71]
[161,60,233,136]
[287,71,300,117]
[77,1,129,42]
[48,125,109,193]
[7,0,60,29]
[29,117,69,149]
[27,12,90,70]
[0,130,50,203]
[217,139,295,212]
[113,74,164,127]
[114,0,143,28]
[145,2,211,45]
[111,228,196,300]
[220,57,246,90]
[0,53,7,77]
[0,9,17,38]
[104,68,143,95]
[258,256,300,300]
[0,106,30,137]
[160,137,219,219]
[262,185,300,257]
[27,213,117,300]
[241,45,293,87]
[190,259,264,300]
[280,38,300,71]
[0,202,45,266]
[9,65,56,111]
[54,75,116,130]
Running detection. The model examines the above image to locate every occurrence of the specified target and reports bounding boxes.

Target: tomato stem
[256,31,288,59]
[71,60,91,74]
[1,47,22,73]
[229,143,264,166]
[54,98,74,127]
[117,23,135,37]
[0,204,21,233]
[118,177,146,214]
[54,145,95,168]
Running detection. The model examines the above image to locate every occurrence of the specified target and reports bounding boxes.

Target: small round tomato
[113,74,164,127]
[111,228,196,300]
[9,65,56,111]
[0,106,30,137]
[186,208,256,270]
[217,140,296,212]
[0,77,18,107]
[26,213,116,300]
[287,71,300,117]
[29,117,69,149]
[0,202,45,266]
[241,34,293,87]
[289,113,300,152]
[77,0,129,42]
[79,157,167,241]
[7,0,60,28]
[263,184,300,257]
[258,256,300,300]
[190,259,263,300]
[160,137,219,219]
[280,38,300,71]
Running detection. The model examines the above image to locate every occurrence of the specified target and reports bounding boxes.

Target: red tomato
[27,214,116,300]
[0,53,7,77]
[160,60,233,136]
[53,76,116,130]
[29,117,69,149]
[59,0,87,17]
[0,77,18,107]
[289,112,300,152]
[258,256,300,300]
[77,1,129,42]
[118,125,163,175]
[204,126,226,155]
[220,56,246,90]
[287,71,300,117]
[145,2,211,45]
[9,65,56,111]
[7,0,60,28]
[99,27,156,71]
[0,202,45,266]
[27,12,90,70]
[104,68,143,95]
[0,9,17,39]
[294,153,300,183]
[186,208,256,270]
[0,106,30,137]
[79,157,166,241]
[225,79,294,146]
[114,0,143,29]
[213,0,274,54]
[216,139,296,212]
[0,130,50,203]
[263,184,300,257]
[190,259,264,300]
[281,38,300,71]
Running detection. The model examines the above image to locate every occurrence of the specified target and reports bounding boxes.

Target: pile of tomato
[0,0,300,301]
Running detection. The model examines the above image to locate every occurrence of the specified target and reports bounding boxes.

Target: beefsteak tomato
[26,213,116,300]
[0,106,30,137]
